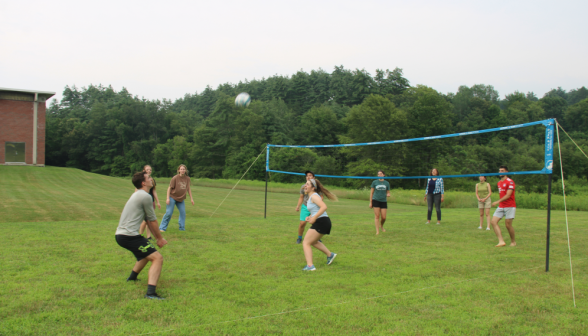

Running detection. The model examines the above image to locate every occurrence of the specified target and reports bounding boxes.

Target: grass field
[1,166,587,335]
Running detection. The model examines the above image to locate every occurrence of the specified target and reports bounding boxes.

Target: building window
[5,142,25,163]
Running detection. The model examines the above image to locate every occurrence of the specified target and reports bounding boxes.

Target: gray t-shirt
[116,190,157,236]
[300,185,309,205]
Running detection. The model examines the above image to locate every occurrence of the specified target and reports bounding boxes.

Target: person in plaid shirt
[424,168,444,225]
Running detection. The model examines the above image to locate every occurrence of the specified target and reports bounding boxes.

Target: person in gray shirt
[115,171,168,300]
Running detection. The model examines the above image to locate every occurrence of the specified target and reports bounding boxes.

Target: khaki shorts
[478,198,491,209]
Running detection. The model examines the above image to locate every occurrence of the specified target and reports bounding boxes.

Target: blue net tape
[269,119,554,148]
[268,170,548,179]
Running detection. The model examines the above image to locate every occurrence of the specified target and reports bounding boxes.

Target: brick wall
[0,99,46,165]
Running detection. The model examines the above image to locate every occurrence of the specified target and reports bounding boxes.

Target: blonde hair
[309,179,338,201]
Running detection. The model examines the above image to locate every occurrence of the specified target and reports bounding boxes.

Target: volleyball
[235,92,251,107]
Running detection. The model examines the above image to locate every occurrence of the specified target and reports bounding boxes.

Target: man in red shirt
[491,165,517,247]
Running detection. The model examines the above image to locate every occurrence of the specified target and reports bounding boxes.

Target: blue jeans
[159,198,186,231]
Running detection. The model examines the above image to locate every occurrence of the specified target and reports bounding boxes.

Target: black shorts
[116,235,157,261]
[372,200,388,209]
[310,217,332,235]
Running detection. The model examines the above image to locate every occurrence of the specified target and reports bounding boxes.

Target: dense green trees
[45,68,588,193]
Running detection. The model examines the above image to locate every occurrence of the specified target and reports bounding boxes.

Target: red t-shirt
[497,178,516,208]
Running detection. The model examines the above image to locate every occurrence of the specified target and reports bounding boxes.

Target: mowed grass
[1,166,587,335]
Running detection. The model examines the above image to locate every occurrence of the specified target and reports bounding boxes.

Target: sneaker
[296,238,302,244]
[425,222,430,224]
[302,265,316,271]
[436,222,440,225]
[478,226,482,229]
[318,239,322,243]
[145,293,165,300]
[127,278,140,282]
[327,252,337,265]
[486,228,491,231]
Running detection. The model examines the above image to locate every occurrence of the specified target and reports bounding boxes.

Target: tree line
[45,66,588,193]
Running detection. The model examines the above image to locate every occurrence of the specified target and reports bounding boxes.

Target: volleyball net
[266,119,555,187]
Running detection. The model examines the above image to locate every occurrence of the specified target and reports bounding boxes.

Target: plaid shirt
[425,178,444,195]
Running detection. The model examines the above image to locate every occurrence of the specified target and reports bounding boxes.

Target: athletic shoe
[478,226,482,229]
[327,252,337,265]
[296,238,302,244]
[127,278,140,282]
[425,222,429,224]
[145,293,165,300]
[302,265,316,271]
[436,222,440,225]
[318,239,322,243]
[486,228,491,231]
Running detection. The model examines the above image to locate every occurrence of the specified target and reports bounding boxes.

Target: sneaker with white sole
[327,252,337,265]
[302,265,316,271]
[296,238,302,244]
[486,228,491,231]
[478,226,482,229]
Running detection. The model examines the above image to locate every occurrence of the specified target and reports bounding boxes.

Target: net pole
[546,173,552,272]
[265,144,269,219]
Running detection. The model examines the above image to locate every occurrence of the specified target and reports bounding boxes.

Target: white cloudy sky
[1,0,586,103]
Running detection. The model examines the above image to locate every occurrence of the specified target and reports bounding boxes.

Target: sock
[147,285,157,295]
[298,236,302,239]
[128,271,139,281]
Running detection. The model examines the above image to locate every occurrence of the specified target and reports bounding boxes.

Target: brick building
[0,88,56,166]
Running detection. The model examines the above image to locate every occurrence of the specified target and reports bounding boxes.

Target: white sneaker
[436,222,440,225]
[425,222,430,224]
[478,226,482,229]
[486,228,491,231]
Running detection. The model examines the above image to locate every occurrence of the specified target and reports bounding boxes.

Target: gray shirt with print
[116,190,157,236]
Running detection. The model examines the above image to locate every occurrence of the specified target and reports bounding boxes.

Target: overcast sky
[1,0,586,103]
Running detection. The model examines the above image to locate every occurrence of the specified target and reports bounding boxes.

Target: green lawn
[0,166,586,335]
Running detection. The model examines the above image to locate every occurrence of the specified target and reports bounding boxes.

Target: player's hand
[166,198,170,205]
[369,202,373,209]
[157,202,161,209]
[191,198,194,205]
[156,237,168,248]
[441,196,444,203]
[306,216,316,224]
[295,206,300,212]
[492,201,498,207]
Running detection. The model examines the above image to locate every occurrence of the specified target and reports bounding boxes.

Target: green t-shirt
[371,180,390,202]
[477,182,489,199]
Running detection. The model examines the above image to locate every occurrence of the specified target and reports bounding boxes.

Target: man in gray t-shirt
[115,171,168,300]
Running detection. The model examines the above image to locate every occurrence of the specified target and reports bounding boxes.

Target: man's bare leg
[298,221,307,237]
[505,218,516,246]
[380,209,387,232]
[145,251,163,286]
[491,216,506,247]
[132,258,149,274]
[374,208,381,235]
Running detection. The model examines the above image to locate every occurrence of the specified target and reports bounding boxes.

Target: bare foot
[382,228,386,232]
[376,232,380,235]
[510,242,517,247]
[495,243,506,247]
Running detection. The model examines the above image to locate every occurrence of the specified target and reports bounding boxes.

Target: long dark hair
[309,179,338,201]
[429,168,439,176]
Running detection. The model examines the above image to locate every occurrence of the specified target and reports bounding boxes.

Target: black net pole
[264,170,268,219]
[546,173,553,272]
